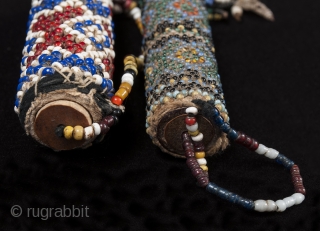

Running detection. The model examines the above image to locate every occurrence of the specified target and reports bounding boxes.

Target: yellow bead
[215,104,222,111]
[124,64,138,75]
[199,57,205,63]
[185,58,191,63]
[63,126,74,140]
[129,1,137,10]
[177,25,184,31]
[191,91,199,97]
[154,32,159,37]
[192,59,197,63]
[200,165,208,171]
[152,105,158,112]
[73,126,84,141]
[136,57,144,69]
[191,49,197,55]
[169,79,175,85]
[211,84,216,89]
[192,28,198,34]
[124,60,137,68]
[115,88,129,100]
[123,55,136,65]
[195,152,205,159]
[146,67,153,75]
[163,97,170,103]
[188,130,199,136]
[165,27,171,32]
[221,112,229,122]
[119,82,132,93]
[211,47,215,53]
[176,94,184,99]
[177,55,183,59]
[205,95,211,101]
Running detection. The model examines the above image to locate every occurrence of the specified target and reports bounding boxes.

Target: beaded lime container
[142,0,229,157]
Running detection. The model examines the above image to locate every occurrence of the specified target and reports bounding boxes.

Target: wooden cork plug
[157,107,225,157]
[34,100,92,151]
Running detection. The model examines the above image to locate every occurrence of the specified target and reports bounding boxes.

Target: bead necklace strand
[182,106,306,212]
[55,54,144,141]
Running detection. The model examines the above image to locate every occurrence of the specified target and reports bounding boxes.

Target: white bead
[92,123,101,136]
[275,200,286,212]
[255,144,268,155]
[231,5,243,16]
[197,158,207,165]
[292,193,305,205]
[186,122,198,132]
[14,106,19,114]
[186,107,198,115]
[191,133,203,142]
[254,200,268,212]
[283,196,295,208]
[265,148,279,159]
[103,72,110,79]
[84,126,94,140]
[93,75,103,85]
[266,200,277,212]
[121,73,134,86]
[52,62,63,70]
[54,5,63,12]
[17,91,24,99]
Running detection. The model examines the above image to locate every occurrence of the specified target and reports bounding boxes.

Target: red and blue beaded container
[14,0,130,150]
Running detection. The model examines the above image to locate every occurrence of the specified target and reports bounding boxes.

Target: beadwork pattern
[15,0,116,114]
[142,0,229,132]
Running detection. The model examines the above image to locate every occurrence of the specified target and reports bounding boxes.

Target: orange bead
[119,82,132,93]
[115,88,129,100]
[111,96,123,106]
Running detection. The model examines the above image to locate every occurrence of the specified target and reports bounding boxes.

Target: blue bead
[41,67,55,76]
[26,66,34,75]
[84,20,93,26]
[95,24,102,30]
[39,54,47,63]
[275,154,294,169]
[80,65,89,72]
[239,198,255,210]
[74,22,83,28]
[75,59,85,66]
[227,129,238,141]
[51,51,62,59]
[21,56,28,65]
[97,9,104,16]
[104,7,110,16]
[17,82,24,91]
[59,61,68,67]
[89,37,96,43]
[33,65,43,73]
[212,107,220,117]
[214,115,224,126]
[85,58,94,65]
[88,65,96,75]
[69,54,79,60]
[111,21,115,29]
[76,28,86,34]
[95,43,103,50]
[103,41,110,48]
[101,78,107,88]
[51,58,60,63]
[44,55,54,63]
[15,98,20,108]
[220,123,230,133]
[18,76,30,83]
[64,57,74,66]
[106,80,113,90]
[27,45,33,53]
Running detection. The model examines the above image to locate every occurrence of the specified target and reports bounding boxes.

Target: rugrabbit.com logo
[11,205,89,220]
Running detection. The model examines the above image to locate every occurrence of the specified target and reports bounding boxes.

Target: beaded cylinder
[142,0,229,157]
[15,0,121,150]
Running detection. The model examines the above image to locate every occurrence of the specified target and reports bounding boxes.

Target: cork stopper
[34,100,92,151]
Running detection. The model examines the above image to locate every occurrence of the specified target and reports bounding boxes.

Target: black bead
[55,125,65,138]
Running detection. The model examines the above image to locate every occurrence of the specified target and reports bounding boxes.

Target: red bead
[99,123,110,135]
[38,15,45,21]
[65,40,74,47]
[102,116,115,127]
[54,35,61,41]
[65,6,72,11]
[54,41,62,47]
[185,116,196,126]
[111,96,123,106]
[35,50,42,56]
[79,42,86,48]
[102,58,110,66]
[75,48,83,53]
[66,46,75,52]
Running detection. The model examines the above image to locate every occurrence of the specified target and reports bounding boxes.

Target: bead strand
[181,131,209,188]
[182,105,306,212]
[111,54,143,106]
[57,109,122,141]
